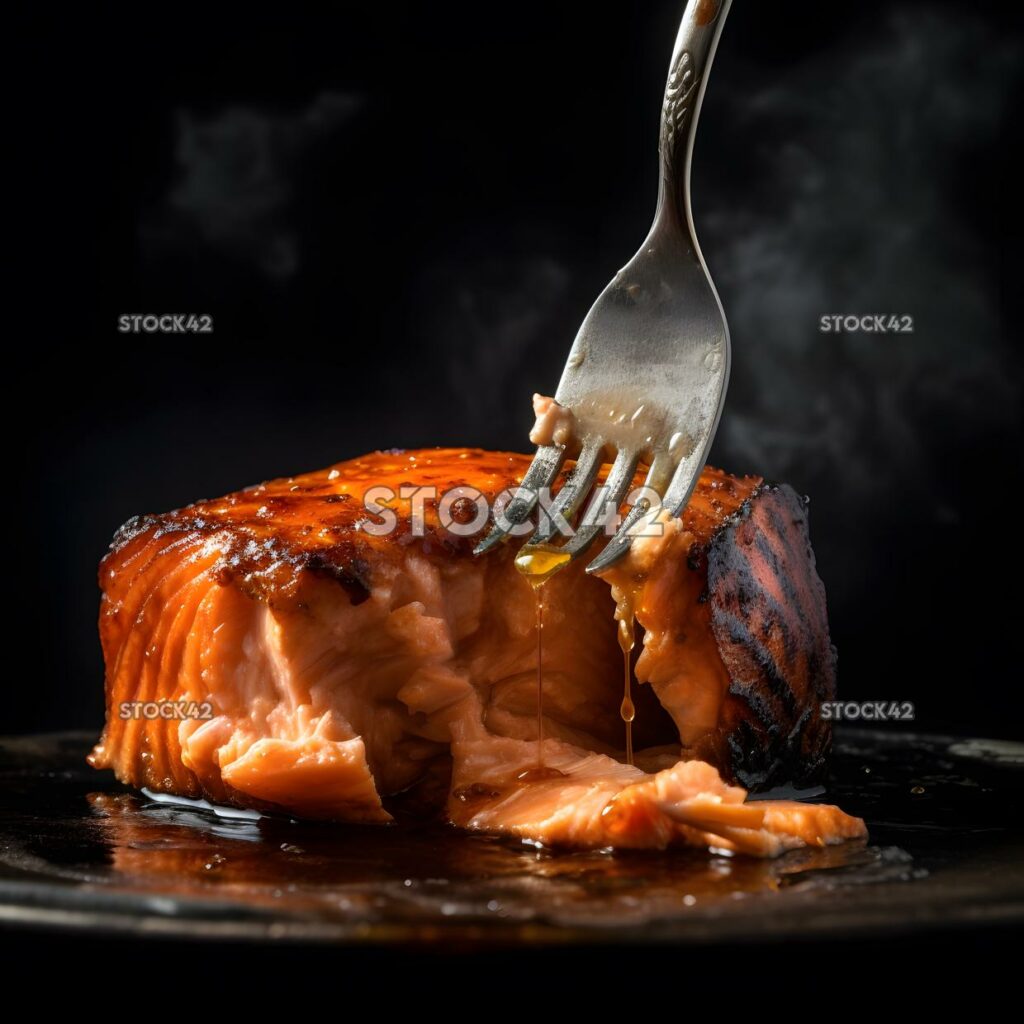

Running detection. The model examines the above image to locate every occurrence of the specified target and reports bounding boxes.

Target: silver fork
[474,0,733,574]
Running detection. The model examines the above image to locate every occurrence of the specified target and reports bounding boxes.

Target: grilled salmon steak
[90,447,865,855]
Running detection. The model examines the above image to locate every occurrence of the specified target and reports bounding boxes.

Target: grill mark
[750,586,801,671]
[748,531,811,639]
[727,679,783,735]
[730,586,800,680]
[714,609,799,718]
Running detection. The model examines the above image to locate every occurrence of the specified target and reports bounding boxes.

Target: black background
[9,1,1021,739]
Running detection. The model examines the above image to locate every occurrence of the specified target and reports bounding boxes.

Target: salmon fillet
[89,448,864,854]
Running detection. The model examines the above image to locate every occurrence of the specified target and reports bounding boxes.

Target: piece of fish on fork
[475,0,733,574]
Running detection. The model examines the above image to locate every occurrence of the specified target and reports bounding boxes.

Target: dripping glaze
[514,546,571,781]
[515,541,642,770]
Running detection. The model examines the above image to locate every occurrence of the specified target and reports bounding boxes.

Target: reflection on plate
[0,729,1021,945]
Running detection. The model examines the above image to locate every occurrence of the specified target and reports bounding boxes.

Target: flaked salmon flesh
[89,448,865,855]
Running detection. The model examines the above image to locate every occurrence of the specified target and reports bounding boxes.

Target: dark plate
[0,729,1021,946]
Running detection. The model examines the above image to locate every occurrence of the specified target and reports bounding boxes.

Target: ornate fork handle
[656,0,732,243]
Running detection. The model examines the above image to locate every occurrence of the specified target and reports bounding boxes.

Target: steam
[142,92,361,281]
[697,9,1020,513]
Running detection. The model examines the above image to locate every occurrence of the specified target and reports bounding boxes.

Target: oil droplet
[514,546,571,590]
[619,611,636,765]
[612,571,646,766]
[911,785,925,795]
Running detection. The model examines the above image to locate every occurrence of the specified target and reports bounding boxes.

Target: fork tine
[527,447,640,562]
[584,499,652,575]
[473,444,567,555]
[526,442,603,545]
[661,453,704,519]
[584,453,675,575]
